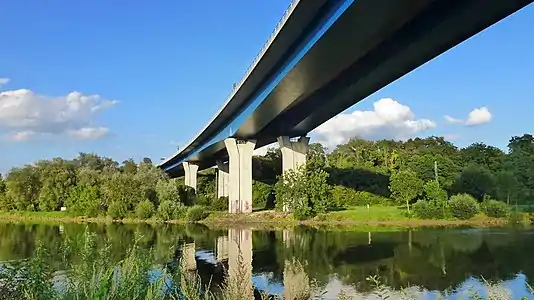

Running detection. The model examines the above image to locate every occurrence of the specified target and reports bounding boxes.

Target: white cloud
[0,89,116,141]
[9,131,36,142]
[466,107,492,126]
[444,115,464,124]
[444,107,492,126]
[0,78,10,87]
[312,98,436,149]
[68,127,110,140]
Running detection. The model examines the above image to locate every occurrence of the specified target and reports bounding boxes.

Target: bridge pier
[224,138,256,213]
[182,162,199,191]
[216,160,230,198]
[277,136,309,211]
[278,136,310,173]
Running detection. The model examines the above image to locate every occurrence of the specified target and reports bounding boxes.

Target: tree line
[0,134,533,220]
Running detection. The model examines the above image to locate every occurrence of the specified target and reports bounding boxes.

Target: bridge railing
[230,0,301,95]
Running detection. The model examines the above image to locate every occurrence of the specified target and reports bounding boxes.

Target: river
[0,222,533,299]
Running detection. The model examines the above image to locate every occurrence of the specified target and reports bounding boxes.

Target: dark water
[0,222,533,299]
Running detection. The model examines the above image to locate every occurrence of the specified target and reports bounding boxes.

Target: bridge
[158,0,533,213]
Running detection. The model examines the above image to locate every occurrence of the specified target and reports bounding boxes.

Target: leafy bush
[449,194,479,220]
[413,200,445,219]
[424,181,448,202]
[274,166,332,220]
[173,204,188,219]
[252,181,274,209]
[135,200,155,219]
[481,199,510,218]
[157,200,177,221]
[187,205,209,222]
[177,185,196,206]
[195,194,212,207]
[211,196,228,211]
[67,185,102,217]
[107,201,128,219]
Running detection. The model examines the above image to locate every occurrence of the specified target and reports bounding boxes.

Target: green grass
[0,211,70,218]
[327,205,410,222]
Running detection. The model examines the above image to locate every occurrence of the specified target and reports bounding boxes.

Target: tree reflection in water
[0,222,533,298]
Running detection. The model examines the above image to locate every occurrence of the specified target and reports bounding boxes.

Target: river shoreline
[0,210,515,229]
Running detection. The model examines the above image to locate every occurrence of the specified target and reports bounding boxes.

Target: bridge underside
[166,0,531,178]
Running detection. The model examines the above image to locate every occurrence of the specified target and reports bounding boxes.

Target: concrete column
[224,138,256,213]
[278,136,310,173]
[228,228,253,299]
[182,162,199,191]
[216,160,230,199]
[277,136,310,211]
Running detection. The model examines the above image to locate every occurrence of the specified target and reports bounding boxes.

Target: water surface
[0,222,533,299]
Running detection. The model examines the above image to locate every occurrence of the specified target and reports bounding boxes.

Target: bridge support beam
[224,138,256,213]
[278,136,310,173]
[182,162,199,191]
[216,160,229,199]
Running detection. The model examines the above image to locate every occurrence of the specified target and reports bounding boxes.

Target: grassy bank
[0,205,526,229]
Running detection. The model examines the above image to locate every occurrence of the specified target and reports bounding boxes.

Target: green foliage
[102,172,142,210]
[449,194,479,220]
[187,205,209,222]
[5,165,41,211]
[452,164,496,201]
[107,201,128,219]
[389,169,423,211]
[157,200,178,221]
[252,180,274,209]
[423,181,448,202]
[67,185,102,217]
[177,185,197,206]
[136,199,155,219]
[413,200,446,219]
[481,199,510,218]
[211,196,229,211]
[156,179,179,204]
[274,165,332,220]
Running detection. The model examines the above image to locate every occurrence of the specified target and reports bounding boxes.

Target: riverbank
[0,206,522,229]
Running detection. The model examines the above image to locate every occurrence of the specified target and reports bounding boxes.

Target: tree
[389,169,423,212]
[424,181,447,203]
[451,164,495,201]
[495,170,518,205]
[155,179,179,204]
[121,159,138,174]
[5,166,41,211]
[36,158,76,211]
[102,173,142,210]
[460,143,505,173]
[0,173,7,211]
[67,185,102,217]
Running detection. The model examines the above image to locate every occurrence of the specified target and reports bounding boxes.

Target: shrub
[173,204,188,219]
[136,200,155,219]
[177,185,196,206]
[211,196,228,211]
[107,201,128,219]
[195,194,212,207]
[481,199,510,218]
[252,181,274,209]
[413,200,445,219]
[157,200,177,221]
[187,205,209,222]
[449,194,479,220]
[424,181,448,202]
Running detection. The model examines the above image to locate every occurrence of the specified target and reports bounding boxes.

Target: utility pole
[434,160,439,187]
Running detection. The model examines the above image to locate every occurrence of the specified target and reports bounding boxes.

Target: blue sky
[0,1,533,173]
